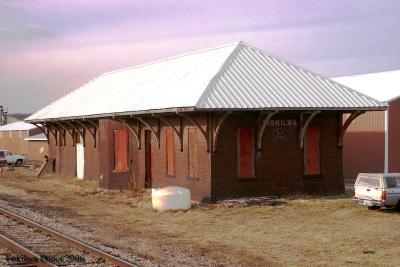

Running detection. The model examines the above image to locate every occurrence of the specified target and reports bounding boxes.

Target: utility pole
[0,106,7,126]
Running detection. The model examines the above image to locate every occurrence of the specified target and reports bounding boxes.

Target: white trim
[384,110,389,173]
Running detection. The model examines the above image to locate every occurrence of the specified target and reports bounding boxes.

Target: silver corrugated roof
[27,41,385,122]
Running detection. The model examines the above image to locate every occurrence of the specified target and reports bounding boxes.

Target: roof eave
[25,106,387,123]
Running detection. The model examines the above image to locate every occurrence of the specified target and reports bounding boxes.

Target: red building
[335,70,400,179]
[26,42,384,202]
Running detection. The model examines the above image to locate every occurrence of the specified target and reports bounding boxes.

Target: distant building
[334,70,400,178]
[24,133,49,161]
[6,116,21,123]
[0,121,47,161]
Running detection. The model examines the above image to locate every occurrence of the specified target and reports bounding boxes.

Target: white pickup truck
[0,150,25,165]
[354,173,400,211]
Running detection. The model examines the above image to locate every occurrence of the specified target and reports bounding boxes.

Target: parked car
[0,150,25,165]
[0,150,6,166]
[354,173,400,211]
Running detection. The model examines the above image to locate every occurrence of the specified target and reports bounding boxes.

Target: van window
[357,177,381,188]
[385,177,400,188]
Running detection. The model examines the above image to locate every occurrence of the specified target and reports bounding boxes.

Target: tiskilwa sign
[267,119,298,127]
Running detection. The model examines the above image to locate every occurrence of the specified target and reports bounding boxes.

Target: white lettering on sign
[267,119,298,127]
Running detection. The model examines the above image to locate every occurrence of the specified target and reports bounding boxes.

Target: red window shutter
[166,128,175,176]
[113,129,129,173]
[188,128,198,178]
[238,128,255,179]
[305,126,319,175]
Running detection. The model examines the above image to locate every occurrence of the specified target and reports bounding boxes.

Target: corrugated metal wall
[343,111,385,179]
[389,99,400,172]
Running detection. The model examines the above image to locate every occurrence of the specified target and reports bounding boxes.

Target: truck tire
[396,201,400,212]
[367,206,380,210]
[16,159,23,165]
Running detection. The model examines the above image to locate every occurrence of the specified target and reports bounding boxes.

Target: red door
[305,126,319,175]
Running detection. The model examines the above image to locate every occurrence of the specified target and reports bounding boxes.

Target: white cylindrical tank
[152,186,191,211]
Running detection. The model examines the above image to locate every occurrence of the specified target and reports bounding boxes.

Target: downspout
[384,109,389,173]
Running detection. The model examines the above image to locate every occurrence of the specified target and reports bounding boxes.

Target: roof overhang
[25,106,387,124]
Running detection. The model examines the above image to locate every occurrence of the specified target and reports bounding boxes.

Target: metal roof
[334,70,400,103]
[0,121,36,131]
[26,41,385,122]
[24,133,47,141]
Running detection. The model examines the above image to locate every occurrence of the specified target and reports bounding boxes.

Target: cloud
[0,24,54,42]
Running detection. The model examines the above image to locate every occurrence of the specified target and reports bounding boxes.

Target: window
[305,126,320,175]
[166,128,175,176]
[188,128,198,178]
[238,128,255,179]
[74,132,82,145]
[385,177,397,188]
[113,129,129,173]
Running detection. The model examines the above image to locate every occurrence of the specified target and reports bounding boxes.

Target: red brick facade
[45,111,344,202]
[211,112,343,201]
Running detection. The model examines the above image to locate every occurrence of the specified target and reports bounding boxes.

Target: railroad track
[0,207,138,267]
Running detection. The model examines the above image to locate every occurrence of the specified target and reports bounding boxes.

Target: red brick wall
[46,111,343,202]
[46,128,100,180]
[211,112,344,201]
[150,116,211,203]
[98,116,212,202]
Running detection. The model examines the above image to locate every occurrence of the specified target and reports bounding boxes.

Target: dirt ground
[0,168,399,267]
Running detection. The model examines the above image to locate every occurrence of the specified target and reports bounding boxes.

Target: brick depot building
[26,42,384,202]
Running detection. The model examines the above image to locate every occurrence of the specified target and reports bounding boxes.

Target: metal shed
[334,70,400,179]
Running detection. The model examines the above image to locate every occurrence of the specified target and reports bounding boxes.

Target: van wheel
[16,159,23,165]
[367,206,380,210]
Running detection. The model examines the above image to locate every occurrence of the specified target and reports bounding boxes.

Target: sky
[0,0,399,113]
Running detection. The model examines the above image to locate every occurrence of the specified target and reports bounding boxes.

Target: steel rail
[0,207,138,267]
[0,232,56,267]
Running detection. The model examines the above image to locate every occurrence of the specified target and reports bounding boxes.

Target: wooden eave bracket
[212,112,232,152]
[153,114,184,151]
[75,120,97,148]
[50,123,66,146]
[116,118,142,150]
[179,113,210,152]
[65,121,86,147]
[299,111,320,148]
[45,123,58,145]
[257,110,279,151]
[31,123,49,144]
[338,110,365,147]
[132,117,160,149]
[56,122,75,146]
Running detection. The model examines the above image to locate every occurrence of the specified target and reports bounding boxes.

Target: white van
[354,173,400,211]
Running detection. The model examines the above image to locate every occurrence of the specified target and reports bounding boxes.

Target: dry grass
[0,168,399,266]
